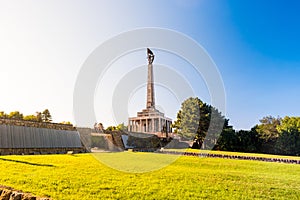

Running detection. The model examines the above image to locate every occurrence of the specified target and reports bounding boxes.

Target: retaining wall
[0,124,85,155]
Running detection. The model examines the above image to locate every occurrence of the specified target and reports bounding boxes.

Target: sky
[1,0,300,130]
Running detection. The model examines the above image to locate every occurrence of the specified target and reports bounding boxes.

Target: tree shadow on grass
[0,157,55,167]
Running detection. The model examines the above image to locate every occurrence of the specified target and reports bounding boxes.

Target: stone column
[139,119,142,132]
[134,120,136,132]
[167,120,171,136]
[128,119,130,132]
[152,118,155,133]
[158,117,161,132]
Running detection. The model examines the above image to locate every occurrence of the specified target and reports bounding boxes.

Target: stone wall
[0,118,75,131]
[91,134,120,151]
[158,150,300,164]
[126,132,160,150]
[106,131,125,150]
[76,127,92,152]
[77,129,125,152]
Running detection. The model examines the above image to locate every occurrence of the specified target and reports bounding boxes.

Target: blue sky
[0,0,300,130]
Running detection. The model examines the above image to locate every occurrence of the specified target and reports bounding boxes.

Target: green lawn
[0,152,299,199]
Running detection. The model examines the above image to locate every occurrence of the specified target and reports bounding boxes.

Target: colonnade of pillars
[128,117,172,134]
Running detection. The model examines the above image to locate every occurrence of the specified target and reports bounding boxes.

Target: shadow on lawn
[0,157,55,167]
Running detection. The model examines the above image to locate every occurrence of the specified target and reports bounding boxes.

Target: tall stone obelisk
[128,48,172,135]
[146,48,155,109]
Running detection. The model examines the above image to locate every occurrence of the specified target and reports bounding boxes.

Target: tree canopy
[106,123,127,132]
[172,97,300,156]
[0,109,64,124]
[172,97,227,149]
[41,109,52,122]
[214,115,300,156]
[8,111,23,120]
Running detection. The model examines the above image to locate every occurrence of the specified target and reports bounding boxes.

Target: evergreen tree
[42,109,52,122]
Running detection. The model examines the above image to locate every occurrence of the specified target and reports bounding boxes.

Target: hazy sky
[1,0,300,130]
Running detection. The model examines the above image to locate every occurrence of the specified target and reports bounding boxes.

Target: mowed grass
[0,152,299,199]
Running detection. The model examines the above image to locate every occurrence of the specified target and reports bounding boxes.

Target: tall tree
[276,116,300,155]
[173,97,226,149]
[172,110,182,133]
[36,112,43,122]
[215,127,237,151]
[41,109,52,122]
[255,116,281,154]
[236,128,261,153]
[277,116,300,133]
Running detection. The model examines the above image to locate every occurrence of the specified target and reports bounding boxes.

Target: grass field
[0,152,299,199]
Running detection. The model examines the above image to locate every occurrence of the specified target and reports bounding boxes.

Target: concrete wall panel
[0,124,82,148]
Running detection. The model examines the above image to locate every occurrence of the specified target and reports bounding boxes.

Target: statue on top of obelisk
[147,48,155,64]
[146,48,155,109]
